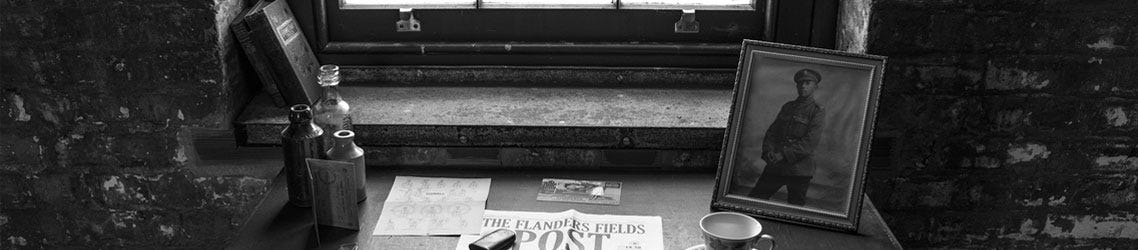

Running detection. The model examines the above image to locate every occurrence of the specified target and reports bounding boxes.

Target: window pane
[481,0,614,9]
[341,0,477,9]
[620,0,753,10]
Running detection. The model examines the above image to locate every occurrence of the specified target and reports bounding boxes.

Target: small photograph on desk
[537,178,622,205]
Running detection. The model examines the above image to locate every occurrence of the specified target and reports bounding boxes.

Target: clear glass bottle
[281,104,324,207]
[326,130,367,202]
[313,64,352,153]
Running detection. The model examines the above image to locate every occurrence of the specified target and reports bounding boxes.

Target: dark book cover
[231,0,286,107]
[241,0,322,106]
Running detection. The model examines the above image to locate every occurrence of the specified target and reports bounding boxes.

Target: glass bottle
[326,130,367,202]
[281,104,325,207]
[313,64,352,153]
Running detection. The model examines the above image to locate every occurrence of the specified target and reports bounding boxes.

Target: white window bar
[620,0,754,10]
[343,0,754,10]
[341,0,477,10]
[480,0,615,9]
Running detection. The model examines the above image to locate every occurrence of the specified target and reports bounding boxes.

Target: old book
[240,0,322,106]
[306,158,360,230]
[231,0,285,106]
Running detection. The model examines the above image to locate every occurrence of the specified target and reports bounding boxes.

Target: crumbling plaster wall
[1,0,268,248]
[867,0,1138,248]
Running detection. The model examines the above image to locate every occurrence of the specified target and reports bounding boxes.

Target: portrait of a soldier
[747,68,825,206]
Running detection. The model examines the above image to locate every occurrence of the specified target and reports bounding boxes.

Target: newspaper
[455,210,663,250]
[373,176,492,235]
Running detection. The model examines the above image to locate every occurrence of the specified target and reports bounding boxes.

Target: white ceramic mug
[700,212,776,250]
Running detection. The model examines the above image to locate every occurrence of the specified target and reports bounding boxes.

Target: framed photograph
[711,40,886,232]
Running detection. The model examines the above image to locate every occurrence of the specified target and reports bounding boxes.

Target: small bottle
[281,104,325,207]
[313,65,352,153]
[326,130,367,202]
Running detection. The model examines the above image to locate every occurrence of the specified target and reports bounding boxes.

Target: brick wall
[0,0,268,248]
[867,0,1138,248]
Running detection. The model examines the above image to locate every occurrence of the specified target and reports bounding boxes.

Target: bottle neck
[288,106,313,123]
[334,135,355,148]
[322,84,342,103]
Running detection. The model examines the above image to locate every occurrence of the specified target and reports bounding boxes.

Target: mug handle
[752,234,776,250]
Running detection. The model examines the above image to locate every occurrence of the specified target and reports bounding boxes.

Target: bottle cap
[333,130,354,139]
[319,65,341,87]
[288,104,312,122]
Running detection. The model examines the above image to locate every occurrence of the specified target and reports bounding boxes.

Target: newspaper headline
[455,210,663,250]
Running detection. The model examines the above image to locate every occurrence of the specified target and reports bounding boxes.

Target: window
[289,0,836,67]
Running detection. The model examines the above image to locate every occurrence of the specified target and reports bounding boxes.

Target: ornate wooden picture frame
[712,40,886,232]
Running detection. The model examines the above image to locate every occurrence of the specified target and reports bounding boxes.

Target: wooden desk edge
[228,168,903,250]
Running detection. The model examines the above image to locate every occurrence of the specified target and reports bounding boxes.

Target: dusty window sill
[233,67,737,170]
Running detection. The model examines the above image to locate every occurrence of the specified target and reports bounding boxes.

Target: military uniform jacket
[761,96,824,177]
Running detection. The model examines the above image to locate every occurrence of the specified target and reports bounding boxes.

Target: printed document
[373,176,492,235]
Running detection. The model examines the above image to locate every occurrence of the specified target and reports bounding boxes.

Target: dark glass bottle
[325,130,367,202]
[281,104,325,207]
[313,65,352,153]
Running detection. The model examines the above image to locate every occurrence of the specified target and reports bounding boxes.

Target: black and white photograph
[8,0,1135,248]
[713,40,886,232]
[537,178,623,205]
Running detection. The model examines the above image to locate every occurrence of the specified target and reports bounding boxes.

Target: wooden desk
[229,167,901,250]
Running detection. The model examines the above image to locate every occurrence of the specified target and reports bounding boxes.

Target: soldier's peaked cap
[794,69,821,83]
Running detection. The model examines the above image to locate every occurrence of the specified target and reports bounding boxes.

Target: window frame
[289,0,837,68]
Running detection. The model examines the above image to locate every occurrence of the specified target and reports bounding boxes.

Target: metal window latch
[396,8,421,32]
[674,9,699,33]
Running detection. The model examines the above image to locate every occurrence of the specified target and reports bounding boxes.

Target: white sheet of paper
[373,176,492,235]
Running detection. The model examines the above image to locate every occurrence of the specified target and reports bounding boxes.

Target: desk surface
[229,168,901,250]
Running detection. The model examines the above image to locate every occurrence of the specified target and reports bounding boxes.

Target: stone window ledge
[234,83,735,170]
